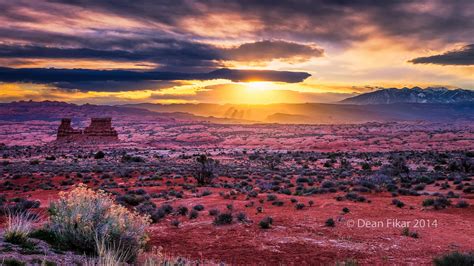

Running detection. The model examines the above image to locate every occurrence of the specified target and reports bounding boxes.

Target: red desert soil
[5,186,473,265]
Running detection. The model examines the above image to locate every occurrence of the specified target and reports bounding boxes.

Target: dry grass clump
[3,210,35,244]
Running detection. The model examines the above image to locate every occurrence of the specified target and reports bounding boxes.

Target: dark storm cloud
[0,40,323,70]
[0,67,311,91]
[0,42,222,71]
[48,0,474,44]
[409,44,474,65]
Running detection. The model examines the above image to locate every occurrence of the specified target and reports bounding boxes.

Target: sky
[0,0,473,105]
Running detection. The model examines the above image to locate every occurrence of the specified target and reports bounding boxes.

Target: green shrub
[94,151,105,159]
[259,216,273,229]
[47,184,150,262]
[402,227,419,238]
[213,213,233,225]
[433,251,474,266]
[325,218,335,227]
[1,259,26,266]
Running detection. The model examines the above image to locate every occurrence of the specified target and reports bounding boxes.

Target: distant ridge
[340,87,474,105]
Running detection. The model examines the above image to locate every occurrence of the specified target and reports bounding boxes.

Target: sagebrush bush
[213,213,233,225]
[47,184,150,262]
[259,216,273,229]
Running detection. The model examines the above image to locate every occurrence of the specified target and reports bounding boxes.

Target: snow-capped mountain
[340,87,474,104]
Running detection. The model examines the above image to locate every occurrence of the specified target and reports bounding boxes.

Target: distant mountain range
[340,87,474,105]
[0,100,243,123]
[124,101,474,123]
[1,96,474,125]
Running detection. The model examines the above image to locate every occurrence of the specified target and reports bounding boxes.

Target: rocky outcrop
[83,118,118,137]
[56,117,118,141]
[57,118,82,138]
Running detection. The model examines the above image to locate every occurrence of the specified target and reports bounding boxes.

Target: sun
[245,81,273,91]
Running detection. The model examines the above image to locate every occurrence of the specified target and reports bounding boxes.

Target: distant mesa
[57,117,118,142]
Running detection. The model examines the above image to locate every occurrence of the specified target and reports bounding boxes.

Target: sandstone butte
[56,117,118,142]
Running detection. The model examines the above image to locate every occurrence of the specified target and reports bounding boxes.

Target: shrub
[94,151,105,159]
[193,155,219,185]
[266,194,277,201]
[455,200,470,208]
[176,206,189,216]
[171,220,180,228]
[4,211,35,245]
[193,204,205,211]
[392,199,405,208]
[402,227,419,238]
[189,210,199,219]
[150,208,166,223]
[272,200,284,206]
[422,198,435,207]
[236,212,248,223]
[160,204,173,214]
[433,251,474,266]
[325,218,335,227]
[208,209,220,216]
[342,207,350,213]
[213,213,233,225]
[433,197,451,209]
[1,259,26,266]
[47,184,150,262]
[423,197,451,210]
[259,216,273,229]
[295,203,305,210]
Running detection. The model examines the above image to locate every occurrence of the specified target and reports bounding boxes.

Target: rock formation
[56,117,118,142]
[57,118,82,138]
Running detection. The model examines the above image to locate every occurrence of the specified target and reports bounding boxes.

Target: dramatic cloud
[223,40,324,62]
[410,44,474,65]
[0,67,311,91]
[48,0,474,44]
[0,40,323,70]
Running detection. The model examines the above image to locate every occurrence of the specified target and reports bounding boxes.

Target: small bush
[272,200,284,206]
[236,212,248,223]
[193,204,205,211]
[342,207,350,213]
[402,227,419,238]
[433,251,474,266]
[171,220,180,228]
[189,210,199,219]
[266,194,277,201]
[295,203,305,210]
[47,184,150,262]
[423,198,435,207]
[325,218,335,227]
[259,216,273,229]
[392,199,405,208]
[94,151,105,159]
[1,259,26,266]
[176,206,189,216]
[213,213,233,225]
[455,200,469,208]
[208,209,220,216]
[423,196,451,209]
